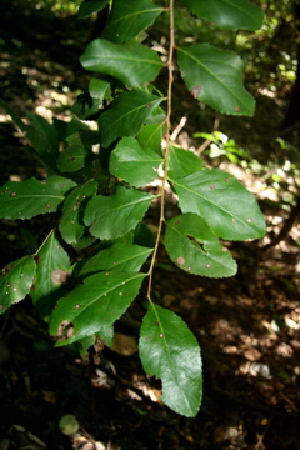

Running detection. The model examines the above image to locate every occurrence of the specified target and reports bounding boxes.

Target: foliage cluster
[0,0,265,416]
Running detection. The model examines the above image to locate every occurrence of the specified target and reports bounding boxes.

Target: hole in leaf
[246,219,252,223]
[206,264,211,269]
[75,304,80,309]
[159,333,164,338]
[231,218,236,222]
[46,204,51,208]
[105,272,110,276]
[10,191,17,197]
[71,156,76,161]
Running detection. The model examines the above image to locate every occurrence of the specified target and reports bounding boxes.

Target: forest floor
[1,6,300,449]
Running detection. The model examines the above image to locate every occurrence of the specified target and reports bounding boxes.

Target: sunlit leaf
[177,44,255,116]
[168,146,203,180]
[172,169,266,240]
[165,214,236,277]
[185,0,263,30]
[80,39,163,88]
[0,176,76,220]
[102,0,163,43]
[50,271,145,344]
[31,231,71,318]
[60,180,98,245]
[84,186,155,240]
[81,242,152,275]
[110,136,162,186]
[99,90,162,147]
[0,256,36,314]
[139,304,202,417]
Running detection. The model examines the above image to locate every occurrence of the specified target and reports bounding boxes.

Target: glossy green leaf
[185,0,263,30]
[172,169,266,240]
[110,136,162,186]
[165,214,236,277]
[99,90,162,147]
[139,304,202,417]
[0,256,36,314]
[0,176,76,220]
[80,39,163,88]
[31,231,71,318]
[77,0,109,18]
[137,122,164,155]
[57,133,87,172]
[84,186,155,240]
[177,44,255,116]
[102,0,163,43]
[50,271,145,344]
[81,242,152,275]
[168,146,203,180]
[60,180,98,245]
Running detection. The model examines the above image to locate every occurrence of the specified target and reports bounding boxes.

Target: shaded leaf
[77,0,109,18]
[102,0,163,43]
[185,0,263,30]
[80,39,163,88]
[165,214,236,277]
[168,146,203,180]
[99,90,162,147]
[0,256,36,314]
[57,133,87,172]
[84,186,155,240]
[110,136,162,186]
[172,169,266,240]
[31,231,71,318]
[60,180,98,245]
[177,44,255,116]
[0,176,76,220]
[26,112,59,168]
[50,271,145,344]
[139,304,202,417]
[81,242,152,275]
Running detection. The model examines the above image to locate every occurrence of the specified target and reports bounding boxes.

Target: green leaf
[57,133,87,172]
[168,146,203,180]
[99,90,162,147]
[172,169,266,240]
[0,256,36,314]
[185,0,263,31]
[80,39,163,88]
[77,0,109,18]
[137,122,164,155]
[60,180,98,245]
[81,242,152,275]
[84,186,155,240]
[26,112,59,168]
[0,176,76,220]
[177,44,255,116]
[102,0,163,43]
[139,304,202,417]
[50,271,146,344]
[110,136,162,186]
[31,231,71,318]
[165,214,236,277]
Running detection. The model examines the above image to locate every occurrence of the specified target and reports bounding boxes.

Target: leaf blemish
[75,304,80,309]
[176,256,185,266]
[10,191,17,197]
[206,264,211,269]
[155,321,160,326]
[175,219,181,225]
[209,184,216,190]
[246,219,252,222]
[105,272,110,276]
[46,204,51,208]
[159,333,164,338]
